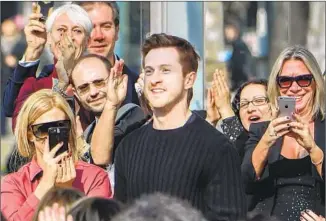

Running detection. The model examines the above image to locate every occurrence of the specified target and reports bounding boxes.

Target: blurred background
[1,1,325,173]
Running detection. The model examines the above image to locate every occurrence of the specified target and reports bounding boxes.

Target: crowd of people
[1,2,325,221]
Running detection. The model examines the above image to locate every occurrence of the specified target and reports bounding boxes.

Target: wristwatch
[52,81,67,97]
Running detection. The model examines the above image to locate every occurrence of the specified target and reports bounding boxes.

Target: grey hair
[112,193,207,221]
[46,4,93,38]
[267,45,325,120]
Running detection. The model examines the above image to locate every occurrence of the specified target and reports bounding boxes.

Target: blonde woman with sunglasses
[242,46,325,220]
[1,89,111,221]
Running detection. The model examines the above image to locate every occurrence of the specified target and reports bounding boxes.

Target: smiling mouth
[248,116,261,122]
[151,89,165,93]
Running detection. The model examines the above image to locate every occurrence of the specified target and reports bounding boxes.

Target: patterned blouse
[221,116,244,143]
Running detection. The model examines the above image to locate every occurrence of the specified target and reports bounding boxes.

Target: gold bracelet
[311,153,324,166]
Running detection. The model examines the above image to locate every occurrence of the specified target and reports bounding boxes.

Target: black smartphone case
[38,1,54,22]
[48,126,69,157]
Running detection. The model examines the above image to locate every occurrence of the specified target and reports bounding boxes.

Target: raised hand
[55,34,79,89]
[24,2,47,61]
[105,59,128,109]
[212,69,234,119]
[206,87,221,126]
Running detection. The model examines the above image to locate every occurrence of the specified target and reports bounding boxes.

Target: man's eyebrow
[144,66,154,71]
[99,21,113,26]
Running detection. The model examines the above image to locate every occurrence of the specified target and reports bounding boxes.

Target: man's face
[84,3,119,59]
[72,58,109,114]
[48,13,88,60]
[143,47,195,111]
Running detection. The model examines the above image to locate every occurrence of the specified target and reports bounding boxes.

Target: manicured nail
[286,116,290,119]
[287,123,290,126]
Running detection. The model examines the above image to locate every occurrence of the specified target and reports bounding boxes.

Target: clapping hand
[206,87,221,126]
[211,69,234,119]
[38,203,73,221]
[55,34,80,90]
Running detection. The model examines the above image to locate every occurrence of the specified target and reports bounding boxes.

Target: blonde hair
[267,45,325,120]
[15,89,81,161]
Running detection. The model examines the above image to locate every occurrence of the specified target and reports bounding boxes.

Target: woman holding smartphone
[1,89,111,221]
[242,46,325,220]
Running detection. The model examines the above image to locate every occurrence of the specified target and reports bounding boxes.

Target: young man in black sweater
[114,33,247,221]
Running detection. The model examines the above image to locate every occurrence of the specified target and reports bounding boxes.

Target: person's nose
[89,84,99,97]
[149,70,163,86]
[288,81,301,93]
[247,102,256,113]
[91,26,104,41]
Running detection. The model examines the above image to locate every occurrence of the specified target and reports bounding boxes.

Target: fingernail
[286,116,290,119]
[306,209,311,213]
[300,217,303,220]
[287,123,290,126]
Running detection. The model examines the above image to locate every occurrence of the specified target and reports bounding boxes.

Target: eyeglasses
[277,74,314,89]
[76,76,109,96]
[30,120,71,139]
[238,96,269,110]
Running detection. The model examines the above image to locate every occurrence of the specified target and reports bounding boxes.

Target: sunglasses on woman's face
[30,120,71,139]
[276,74,314,89]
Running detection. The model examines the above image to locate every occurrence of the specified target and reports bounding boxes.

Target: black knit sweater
[114,113,247,221]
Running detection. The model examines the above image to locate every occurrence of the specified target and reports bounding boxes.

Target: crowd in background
[0,2,325,221]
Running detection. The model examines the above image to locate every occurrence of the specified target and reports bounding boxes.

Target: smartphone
[65,96,75,115]
[37,1,54,22]
[277,96,296,119]
[48,126,69,157]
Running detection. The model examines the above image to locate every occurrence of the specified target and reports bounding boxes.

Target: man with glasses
[70,54,146,184]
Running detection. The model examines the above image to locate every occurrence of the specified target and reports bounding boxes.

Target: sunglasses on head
[276,74,314,89]
[30,120,71,139]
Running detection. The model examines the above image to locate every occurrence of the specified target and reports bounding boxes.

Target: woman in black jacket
[241,45,325,220]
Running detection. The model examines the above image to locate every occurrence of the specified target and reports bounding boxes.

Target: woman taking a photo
[242,45,325,220]
[1,89,111,221]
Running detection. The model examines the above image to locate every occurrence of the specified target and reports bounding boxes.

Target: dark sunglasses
[30,120,71,139]
[277,74,314,88]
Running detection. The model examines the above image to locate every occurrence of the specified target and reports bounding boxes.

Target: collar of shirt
[29,157,43,182]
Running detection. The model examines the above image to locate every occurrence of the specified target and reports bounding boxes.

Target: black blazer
[241,115,325,214]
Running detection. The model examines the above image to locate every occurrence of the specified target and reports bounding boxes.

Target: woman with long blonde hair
[1,89,111,221]
[242,45,325,220]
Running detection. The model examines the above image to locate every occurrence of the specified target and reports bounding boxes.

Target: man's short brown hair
[141,33,200,105]
[74,1,120,27]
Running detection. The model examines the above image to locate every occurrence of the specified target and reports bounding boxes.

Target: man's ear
[72,87,80,101]
[184,71,197,90]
